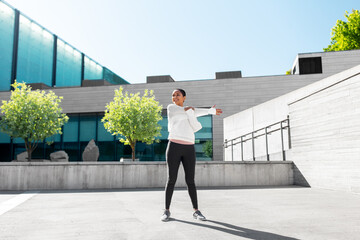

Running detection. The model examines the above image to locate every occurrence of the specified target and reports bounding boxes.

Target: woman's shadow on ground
[172,218,299,240]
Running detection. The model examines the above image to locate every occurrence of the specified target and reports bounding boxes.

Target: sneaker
[193,210,206,221]
[161,210,170,222]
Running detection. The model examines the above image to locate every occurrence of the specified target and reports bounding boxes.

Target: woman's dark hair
[175,88,186,97]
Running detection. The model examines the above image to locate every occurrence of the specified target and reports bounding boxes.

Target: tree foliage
[102,87,162,161]
[203,140,213,158]
[0,81,69,160]
[324,9,360,51]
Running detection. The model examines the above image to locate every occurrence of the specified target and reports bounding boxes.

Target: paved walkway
[0,186,359,240]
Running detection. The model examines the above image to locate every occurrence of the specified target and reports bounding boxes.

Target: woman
[161,89,222,222]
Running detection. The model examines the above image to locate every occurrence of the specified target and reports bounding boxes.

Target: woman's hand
[212,105,223,115]
[184,106,194,111]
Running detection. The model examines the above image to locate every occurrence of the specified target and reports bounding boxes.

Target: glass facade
[103,67,129,85]
[0,1,14,91]
[84,56,103,80]
[0,113,213,162]
[0,2,213,162]
[0,2,128,91]
[55,39,82,87]
[16,15,53,86]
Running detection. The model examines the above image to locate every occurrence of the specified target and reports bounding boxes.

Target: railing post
[252,132,255,161]
[231,139,234,161]
[280,121,285,161]
[241,136,244,161]
[287,116,292,149]
[265,127,269,161]
[223,139,227,161]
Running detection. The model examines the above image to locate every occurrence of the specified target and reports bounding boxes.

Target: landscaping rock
[50,150,69,162]
[16,151,28,162]
[82,139,99,161]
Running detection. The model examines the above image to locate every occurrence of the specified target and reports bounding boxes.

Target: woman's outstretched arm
[193,105,222,117]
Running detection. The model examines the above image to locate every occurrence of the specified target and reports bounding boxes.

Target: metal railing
[224,116,291,161]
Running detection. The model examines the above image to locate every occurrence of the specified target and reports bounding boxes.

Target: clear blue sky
[4,0,360,83]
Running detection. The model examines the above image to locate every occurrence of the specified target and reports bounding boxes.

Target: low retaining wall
[0,161,294,191]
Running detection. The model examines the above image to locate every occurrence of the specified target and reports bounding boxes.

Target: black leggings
[165,141,198,210]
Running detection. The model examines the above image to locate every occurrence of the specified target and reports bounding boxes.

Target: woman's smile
[172,90,186,106]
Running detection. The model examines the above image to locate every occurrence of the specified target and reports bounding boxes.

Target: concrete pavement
[0,186,359,240]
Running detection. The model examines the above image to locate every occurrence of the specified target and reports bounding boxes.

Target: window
[17,15,53,86]
[299,57,322,75]
[55,39,82,87]
[84,56,103,80]
[0,2,14,91]
[2,113,213,161]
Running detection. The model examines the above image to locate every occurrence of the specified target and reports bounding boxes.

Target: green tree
[324,9,360,51]
[102,87,162,161]
[0,81,69,161]
[203,140,213,158]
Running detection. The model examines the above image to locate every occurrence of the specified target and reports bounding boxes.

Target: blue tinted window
[63,115,79,142]
[98,115,114,141]
[0,2,14,91]
[103,68,129,85]
[80,115,96,141]
[55,39,82,87]
[17,15,53,86]
[3,113,213,161]
[158,118,168,140]
[98,141,115,161]
[13,137,24,143]
[195,116,212,139]
[64,142,79,161]
[0,143,11,161]
[46,133,61,143]
[198,115,212,127]
[84,56,103,80]
[0,131,10,143]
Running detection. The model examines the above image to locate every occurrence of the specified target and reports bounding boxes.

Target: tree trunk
[24,138,32,161]
[131,141,136,161]
[27,148,32,162]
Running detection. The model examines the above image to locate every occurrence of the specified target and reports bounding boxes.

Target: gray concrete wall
[289,69,360,194]
[0,161,293,190]
[0,74,331,162]
[224,65,360,161]
[223,95,292,161]
[224,64,360,194]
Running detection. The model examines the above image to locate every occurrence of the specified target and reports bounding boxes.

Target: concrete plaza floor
[0,186,359,240]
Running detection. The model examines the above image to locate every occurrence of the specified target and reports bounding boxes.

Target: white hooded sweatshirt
[167,104,216,144]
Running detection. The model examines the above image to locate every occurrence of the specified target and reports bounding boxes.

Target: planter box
[0,161,294,190]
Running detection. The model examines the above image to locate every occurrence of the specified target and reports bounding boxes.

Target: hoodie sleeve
[185,109,202,132]
[194,107,216,117]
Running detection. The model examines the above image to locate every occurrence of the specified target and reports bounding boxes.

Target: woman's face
[172,90,186,106]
